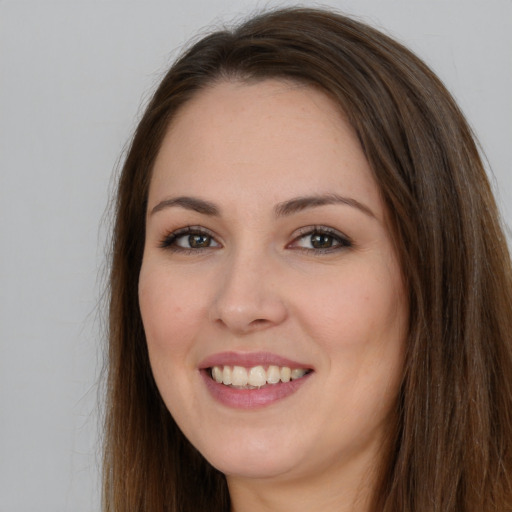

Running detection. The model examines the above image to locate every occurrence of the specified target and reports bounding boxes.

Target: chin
[194,429,306,480]
[210,454,299,480]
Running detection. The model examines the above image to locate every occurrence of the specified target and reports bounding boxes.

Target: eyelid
[159,225,221,251]
[287,225,352,252]
[158,224,351,253]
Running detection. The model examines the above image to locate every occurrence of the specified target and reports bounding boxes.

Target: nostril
[246,318,274,330]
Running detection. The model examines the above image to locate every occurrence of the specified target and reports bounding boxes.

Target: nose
[210,249,288,334]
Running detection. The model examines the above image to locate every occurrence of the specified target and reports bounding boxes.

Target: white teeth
[267,365,281,384]
[248,366,267,387]
[231,366,248,386]
[280,367,291,383]
[212,366,223,383]
[210,364,310,387]
[291,368,307,380]
[222,366,232,385]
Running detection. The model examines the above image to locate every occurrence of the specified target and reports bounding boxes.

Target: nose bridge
[211,242,287,333]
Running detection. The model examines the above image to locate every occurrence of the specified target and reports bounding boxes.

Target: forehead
[149,79,383,218]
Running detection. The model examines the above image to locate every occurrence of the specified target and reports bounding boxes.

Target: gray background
[1,1,510,510]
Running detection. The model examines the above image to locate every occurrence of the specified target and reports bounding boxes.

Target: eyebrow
[150,196,220,216]
[274,194,375,218]
[149,193,375,219]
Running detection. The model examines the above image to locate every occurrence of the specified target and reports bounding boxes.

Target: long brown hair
[103,7,512,511]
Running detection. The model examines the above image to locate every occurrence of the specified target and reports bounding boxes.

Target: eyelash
[288,226,352,254]
[159,226,219,253]
[159,225,352,254]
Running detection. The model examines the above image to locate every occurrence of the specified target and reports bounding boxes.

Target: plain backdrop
[0,1,510,510]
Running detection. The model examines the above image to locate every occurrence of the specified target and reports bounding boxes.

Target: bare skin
[139,79,407,512]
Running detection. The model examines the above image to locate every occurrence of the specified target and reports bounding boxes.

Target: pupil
[311,234,332,248]
[189,234,210,248]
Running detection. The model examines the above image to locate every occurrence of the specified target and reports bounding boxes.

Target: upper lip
[199,351,313,370]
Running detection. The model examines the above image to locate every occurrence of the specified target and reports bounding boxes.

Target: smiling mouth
[209,365,312,389]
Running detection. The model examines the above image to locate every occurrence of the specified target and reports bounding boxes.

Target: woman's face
[139,80,407,485]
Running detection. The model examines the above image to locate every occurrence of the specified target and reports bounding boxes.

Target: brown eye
[185,233,212,248]
[160,227,221,251]
[290,227,352,253]
[309,233,338,249]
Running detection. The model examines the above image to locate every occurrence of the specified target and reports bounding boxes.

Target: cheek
[138,263,206,360]
[291,260,406,398]
[298,270,403,343]
[138,263,209,417]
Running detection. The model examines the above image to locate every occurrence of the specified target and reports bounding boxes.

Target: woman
[103,7,512,512]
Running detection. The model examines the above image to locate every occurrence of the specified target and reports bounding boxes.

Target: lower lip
[201,370,312,409]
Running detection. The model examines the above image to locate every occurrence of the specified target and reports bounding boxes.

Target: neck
[227,449,381,512]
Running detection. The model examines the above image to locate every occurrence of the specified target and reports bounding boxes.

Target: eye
[160,227,221,251]
[289,226,352,253]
